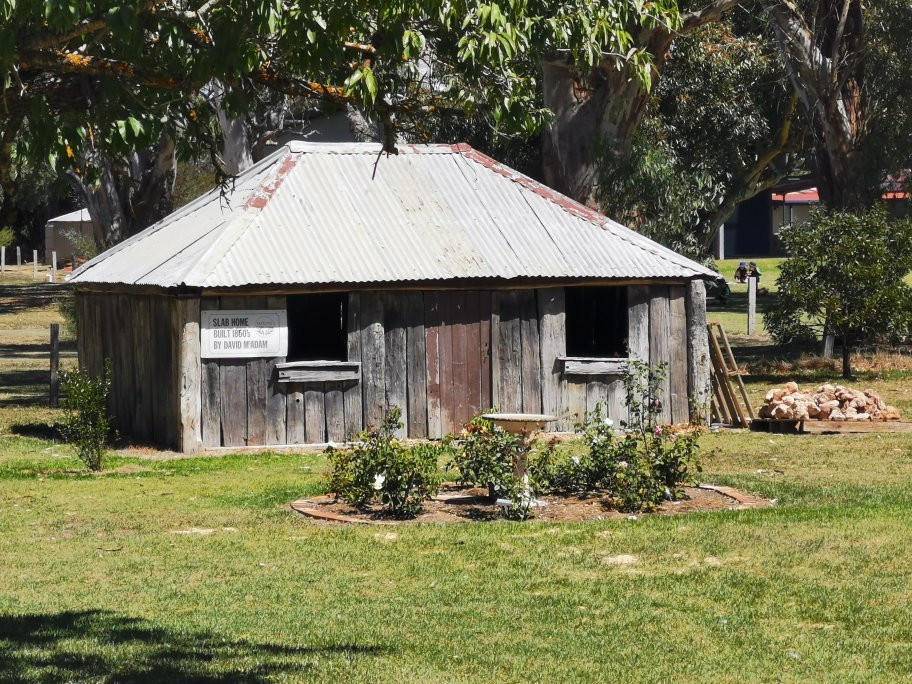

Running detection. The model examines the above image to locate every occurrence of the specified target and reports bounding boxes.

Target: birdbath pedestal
[482,412,557,509]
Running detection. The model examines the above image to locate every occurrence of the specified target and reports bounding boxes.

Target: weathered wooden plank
[343,293,362,440]
[155,296,177,449]
[136,296,154,442]
[424,292,443,439]
[479,292,493,411]
[286,387,305,444]
[219,361,247,446]
[245,358,268,445]
[464,292,482,420]
[537,288,568,429]
[438,293,455,435]
[116,294,136,438]
[276,361,360,383]
[244,296,268,446]
[627,285,650,362]
[218,296,248,446]
[649,287,673,424]
[586,379,608,416]
[304,386,326,443]
[518,290,542,413]
[75,293,86,372]
[324,381,346,442]
[383,293,408,438]
[493,291,523,413]
[360,292,386,430]
[265,295,287,445]
[451,292,469,429]
[176,297,202,452]
[566,380,587,426]
[403,292,428,439]
[560,358,628,376]
[668,286,689,424]
[200,297,222,448]
[686,280,711,424]
[606,377,627,425]
[101,295,119,422]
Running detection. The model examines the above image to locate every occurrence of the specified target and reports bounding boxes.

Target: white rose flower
[604,417,614,427]
[372,473,386,490]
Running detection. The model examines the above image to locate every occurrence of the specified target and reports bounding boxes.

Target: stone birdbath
[482,412,557,509]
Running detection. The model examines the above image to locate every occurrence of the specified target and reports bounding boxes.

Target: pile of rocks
[757,382,901,421]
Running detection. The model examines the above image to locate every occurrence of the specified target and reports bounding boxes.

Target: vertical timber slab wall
[75,290,181,449]
[193,283,701,449]
[686,280,711,423]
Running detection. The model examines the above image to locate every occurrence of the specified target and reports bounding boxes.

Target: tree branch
[680,0,751,33]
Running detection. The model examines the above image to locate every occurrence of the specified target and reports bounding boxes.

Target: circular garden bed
[289,483,772,525]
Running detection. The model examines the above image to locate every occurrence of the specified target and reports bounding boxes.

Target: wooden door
[425,291,492,437]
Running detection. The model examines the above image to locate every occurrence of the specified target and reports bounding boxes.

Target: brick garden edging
[289,484,773,525]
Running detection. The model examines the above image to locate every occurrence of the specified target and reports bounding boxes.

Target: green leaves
[768,206,912,375]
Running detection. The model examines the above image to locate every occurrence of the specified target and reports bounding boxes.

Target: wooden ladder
[707,322,754,427]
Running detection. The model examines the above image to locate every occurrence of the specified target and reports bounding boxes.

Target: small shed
[69,142,715,452]
[45,208,96,265]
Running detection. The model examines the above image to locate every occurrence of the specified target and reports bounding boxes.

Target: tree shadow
[9,422,61,440]
[0,369,48,406]
[0,283,69,315]
[0,610,385,682]
[0,341,77,359]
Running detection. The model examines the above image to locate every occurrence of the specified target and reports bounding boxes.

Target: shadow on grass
[0,283,69,315]
[9,422,61,440]
[0,369,49,406]
[0,610,385,682]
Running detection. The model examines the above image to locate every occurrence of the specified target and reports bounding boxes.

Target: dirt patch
[290,484,772,525]
[103,465,153,475]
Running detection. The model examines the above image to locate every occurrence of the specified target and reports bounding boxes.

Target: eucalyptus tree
[2,0,696,244]
[768,0,912,212]
[597,18,805,258]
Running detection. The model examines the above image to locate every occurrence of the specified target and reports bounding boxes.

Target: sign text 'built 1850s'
[201,309,288,358]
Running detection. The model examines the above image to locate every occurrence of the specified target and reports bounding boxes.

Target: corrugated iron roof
[48,208,92,223]
[70,142,716,288]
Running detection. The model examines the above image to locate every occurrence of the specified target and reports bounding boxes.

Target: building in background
[716,180,909,260]
[44,208,97,266]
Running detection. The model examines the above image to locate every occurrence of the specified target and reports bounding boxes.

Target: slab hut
[69,142,717,452]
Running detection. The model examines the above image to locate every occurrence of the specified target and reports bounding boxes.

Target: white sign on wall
[201,309,288,358]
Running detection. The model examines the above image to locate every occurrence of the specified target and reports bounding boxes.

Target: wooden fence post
[32,250,38,279]
[747,277,757,336]
[51,251,57,281]
[1,246,5,273]
[50,323,60,408]
[16,246,21,267]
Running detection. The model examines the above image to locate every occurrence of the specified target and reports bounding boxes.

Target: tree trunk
[79,134,177,246]
[841,337,853,379]
[770,0,873,213]
[540,36,672,207]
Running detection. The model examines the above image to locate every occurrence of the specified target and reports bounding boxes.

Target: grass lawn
[4,281,912,681]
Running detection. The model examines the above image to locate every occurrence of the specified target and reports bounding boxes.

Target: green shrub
[546,361,702,512]
[451,413,557,520]
[59,361,114,471]
[325,407,442,518]
[60,226,99,261]
[450,414,521,496]
[0,226,13,249]
[766,206,912,378]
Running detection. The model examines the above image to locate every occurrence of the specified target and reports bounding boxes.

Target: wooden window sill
[558,357,628,376]
[276,360,360,383]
